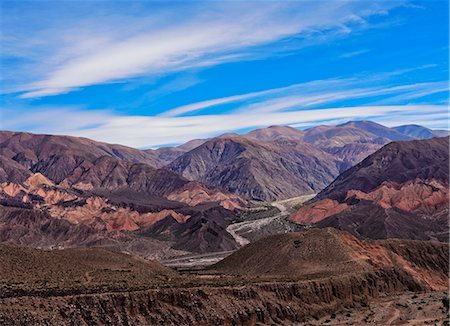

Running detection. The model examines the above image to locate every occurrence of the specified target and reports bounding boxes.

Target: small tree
[442,295,449,312]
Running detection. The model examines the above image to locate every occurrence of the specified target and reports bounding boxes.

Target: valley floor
[226,194,315,246]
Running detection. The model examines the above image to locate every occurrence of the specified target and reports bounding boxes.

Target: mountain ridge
[290,137,449,242]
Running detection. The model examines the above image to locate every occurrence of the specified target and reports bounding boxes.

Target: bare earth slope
[291,137,449,242]
[211,228,449,290]
[168,136,340,201]
[0,130,249,256]
[316,137,449,200]
[1,228,447,325]
[0,244,176,298]
[0,131,162,183]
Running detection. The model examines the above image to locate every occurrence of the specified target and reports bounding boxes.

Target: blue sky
[0,0,448,148]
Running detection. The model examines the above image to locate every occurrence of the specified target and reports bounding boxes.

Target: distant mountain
[168,136,340,201]
[431,129,450,137]
[166,120,441,200]
[0,131,161,176]
[301,120,414,170]
[245,125,304,141]
[177,138,209,151]
[0,131,246,203]
[147,146,188,167]
[393,124,449,139]
[337,120,413,141]
[291,137,449,241]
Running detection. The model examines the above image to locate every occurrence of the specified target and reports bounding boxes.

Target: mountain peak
[393,124,445,139]
[245,125,304,141]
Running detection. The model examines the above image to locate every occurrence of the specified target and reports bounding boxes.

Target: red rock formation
[290,198,348,223]
[167,182,246,209]
[346,179,448,215]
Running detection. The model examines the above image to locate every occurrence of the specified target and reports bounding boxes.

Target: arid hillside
[291,137,449,242]
[0,130,250,256]
[166,121,444,200]
[0,244,176,298]
[168,136,340,201]
[0,228,448,325]
[212,228,449,291]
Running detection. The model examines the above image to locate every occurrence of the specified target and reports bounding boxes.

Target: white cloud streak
[339,49,370,58]
[161,77,448,117]
[2,105,446,148]
[3,65,448,148]
[2,1,403,98]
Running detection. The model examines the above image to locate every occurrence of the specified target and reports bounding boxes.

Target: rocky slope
[316,137,449,200]
[0,130,250,256]
[212,228,449,290]
[1,228,447,325]
[0,131,161,182]
[0,177,243,255]
[166,121,444,200]
[291,137,449,241]
[0,131,244,205]
[168,136,340,201]
[0,131,189,196]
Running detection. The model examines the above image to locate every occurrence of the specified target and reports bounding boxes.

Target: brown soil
[306,291,449,325]
[0,228,448,325]
[211,228,449,291]
[0,244,176,298]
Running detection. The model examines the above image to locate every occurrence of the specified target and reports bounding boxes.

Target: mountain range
[166,121,447,200]
[0,121,448,256]
[0,120,448,325]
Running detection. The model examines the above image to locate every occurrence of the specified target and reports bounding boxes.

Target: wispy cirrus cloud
[3,63,447,148]
[2,104,447,148]
[160,67,448,117]
[1,1,404,98]
[339,49,370,58]
[2,1,446,148]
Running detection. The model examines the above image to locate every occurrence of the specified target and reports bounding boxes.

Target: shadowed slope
[168,136,339,201]
[291,137,449,242]
[316,137,449,201]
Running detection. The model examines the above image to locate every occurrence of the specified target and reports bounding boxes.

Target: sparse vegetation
[442,296,449,312]
[232,205,280,223]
